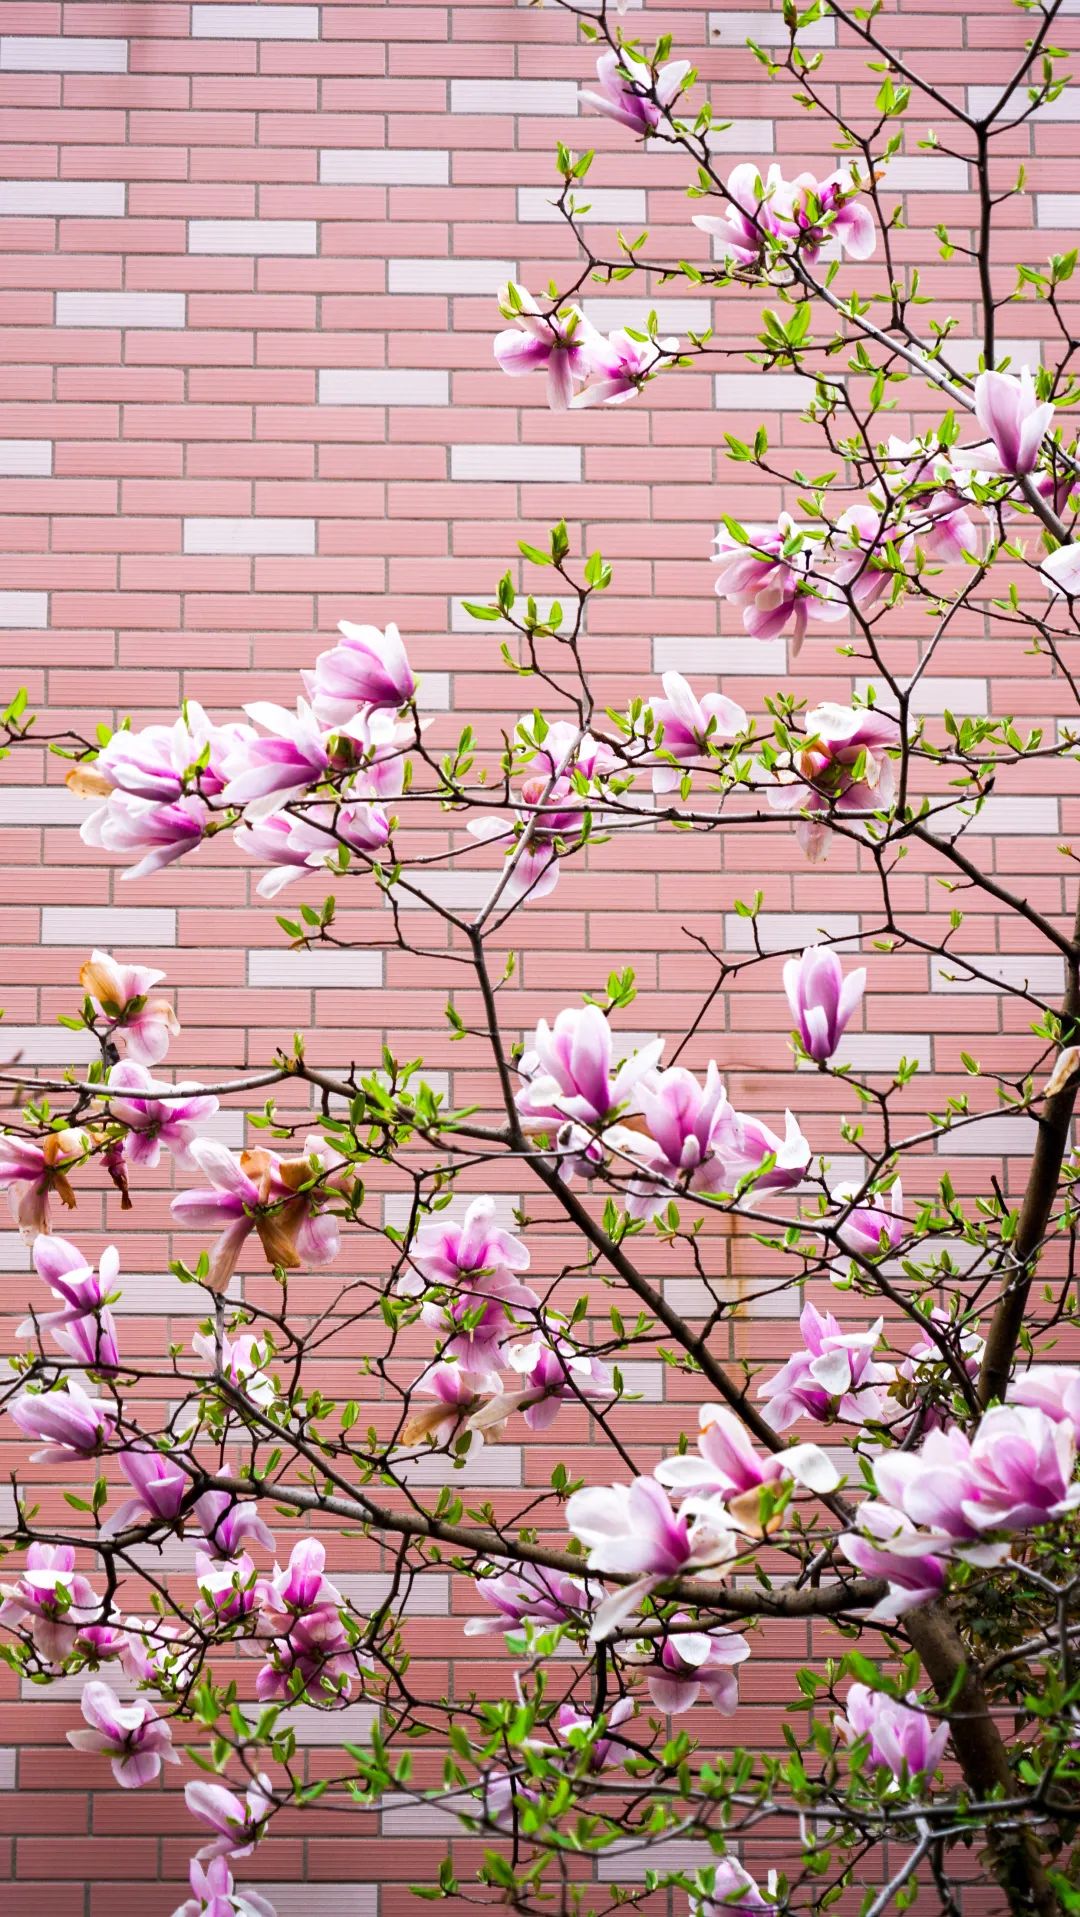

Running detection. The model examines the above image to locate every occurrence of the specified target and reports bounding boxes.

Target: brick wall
[0,0,1077,1910]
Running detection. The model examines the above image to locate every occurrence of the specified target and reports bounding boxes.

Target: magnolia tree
[4,1,1080,1913]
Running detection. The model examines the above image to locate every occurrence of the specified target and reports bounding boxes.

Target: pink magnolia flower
[1008,1365,1080,1439]
[832,1180,906,1260]
[172,1854,278,1917]
[9,1378,114,1463]
[868,1411,1080,1556]
[631,1616,750,1715]
[193,1487,276,1562]
[106,1059,218,1170]
[964,366,1055,477]
[419,1270,535,1373]
[466,774,586,908]
[894,1309,984,1436]
[691,1858,772,1917]
[653,1404,839,1519]
[80,791,209,882]
[721,1106,812,1194]
[222,700,330,817]
[464,1560,595,1638]
[713,513,843,651]
[171,1137,346,1293]
[838,1504,948,1622]
[235,799,390,900]
[191,1328,276,1412]
[550,1695,636,1771]
[494,283,613,412]
[516,1005,664,1135]
[85,702,249,804]
[17,1233,121,1372]
[646,672,747,793]
[623,1061,733,1218]
[523,718,620,784]
[404,1194,531,1293]
[758,1301,895,1432]
[101,1446,190,1539]
[692,162,793,268]
[469,1336,616,1433]
[770,700,901,861]
[565,1475,738,1578]
[829,504,896,616]
[253,1539,364,1704]
[400,1358,501,1447]
[121,1615,199,1689]
[1041,541,1080,597]
[916,487,981,563]
[67,1679,178,1789]
[837,1682,950,1780]
[195,1550,258,1628]
[571,326,678,409]
[579,45,690,133]
[0,1127,89,1240]
[788,167,876,262]
[80,951,180,1066]
[784,945,866,1062]
[0,1543,103,1665]
[303,619,416,723]
[184,1776,273,1861]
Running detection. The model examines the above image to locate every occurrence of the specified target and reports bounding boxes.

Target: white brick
[968,85,1080,121]
[931,953,1065,995]
[284,1702,379,1744]
[664,1276,799,1320]
[710,9,834,45]
[451,79,578,114]
[382,1799,461,1837]
[319,369,449,406]
[417,670,450,708]
[0,439,51,475]
[1036,196,1080,227]
[117,1270,243,1315]
[398,1445,522,1487]
[946,337,1041,375]
[450,445,581,483]
[248,948,384,987]
[518,186,646,224]
[192,5,320,36]
[583,298,712,334]
[600,1838,726,1880]
[654,633,787,674]
[56,290,186,329]
[947,1114,1040,1155]
[392,868,503,911]
[261,1892,377,1917]
[183,517,315,555]
[705,118,775,153]
[879,156,968,191]
[189,220,317,254]
[0,180,125,216]
[336,1573,448,1615]
[389,258,515,295]
[383,1191,520,1231]
[927,795,1058,836]
[725,912,860,954]
[617,1360,664,1401]
[714,371,828,408]
[41,906,176,945]
[320,148,449,185]
[0,1023,95,1065]
[0,592,46,629]
[0,1751,14,1790]
[855,675,988,717]
[828,1032,932,1074]
[0,36,128,71]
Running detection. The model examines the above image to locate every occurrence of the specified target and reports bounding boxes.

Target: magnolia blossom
[646,672,747,793]
[419,1269,538,1373]
[565,1475,738,1579]
[466,773,586,907]
[494,283,613,412]
[171,1137,346,1293]
[839,1505,948,1622]
[837,1682,950,1781]
[692,162,793,268]
[404,1194,531,1293]
[184,1776,273,1861]
[67,1680,178,1789]
[829,504,895,616]
[106,1059,218,1169]
[0,1127,88,1240]
[235,799,389,899]
[964,365,1054,477]
[193,1487,276,1562]
[690,1858,773,1917]
[195,1551,258,1629]
[253,1538,362,1704]
[464,1560,595,1638]
[579,45,690,133]
[1008,1365,1080,1439]
[80,791,210,882]
[469,1336,617,1433]
[770,701,900,860]
[80,951,179,1065]
[758,1302,895,1432]
[788,167,875,262]
[571,326,678,408]
[9,1378,114,1463]
[83,701,248,804]
[713,514,842,649]
[783,945,866,1062]
[624,1061,733,1217]
[832,1180,906,1260]
[628,1616,751,1715]
[550,1696,636,1771]
[871,1406,1080,1555]
[654,1405,839,1529]
[101,1446,190,1539]
[1042,540,1080,597]
[303,619,416,723]
[17,1233,120,1372]
[172,1855,278,1917]
[222,700,330,817]
[0,1543,104,1665]
[516,1005,664,1139]
[721,1107,812,1194]
[191,1328,276,1413]
[400,1358,500,1447]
